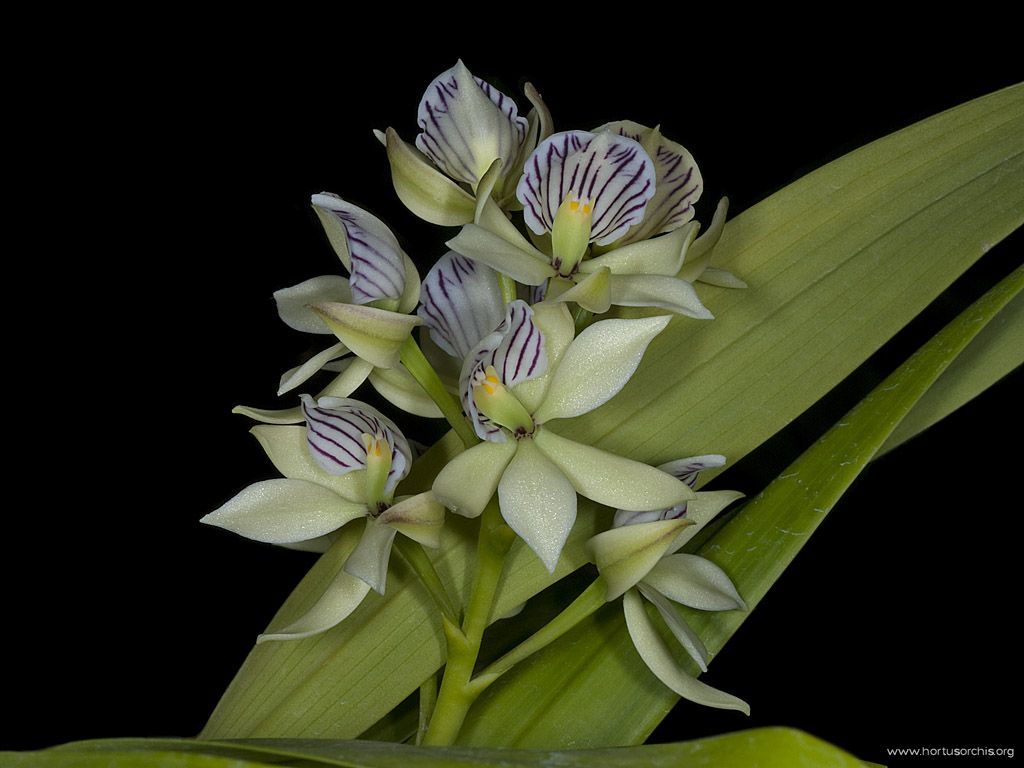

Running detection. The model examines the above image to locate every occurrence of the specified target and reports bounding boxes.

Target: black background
[5,28,1022,765]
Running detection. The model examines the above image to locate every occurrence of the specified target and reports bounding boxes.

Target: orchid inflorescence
[202,60,751,744]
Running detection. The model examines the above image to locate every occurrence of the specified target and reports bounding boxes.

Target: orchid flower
[378,61,552,225]
[202,395,444,642]
[432,299,695,573]
[235,193,443,424]
[446,130,717,318]
[586,456,749,713]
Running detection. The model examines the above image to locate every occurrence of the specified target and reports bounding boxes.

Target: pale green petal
[231,405,304,424]
[383,127,476,226]
[432,440,517,518]
[274,275,352,334]
[555,268,611,314]
[258,569,372,644]
[368,364,443,418]
[609,275,714,320]
[201,479,366,545]
[581,223,696,277]
[317,356,375,398]
[396,254,422,315]
[535,429,694,511]
[512,302,575,414]
[643,553,747,612]
[281,534,337,553]
[447,224,555,286]
[313,302,422,369]
[344,518,399,595]
[637,584,710,672]
[667,490,745,555]
[278,342,349,396]
[699,267,748,289]
[586,518,691,600]
[498,439,576,574]
[623,589,749,714]
[250,425,366,503]
[533,315,672,422]
[679,196,728,283]
[474,158,503,224]
[379,491,446,549]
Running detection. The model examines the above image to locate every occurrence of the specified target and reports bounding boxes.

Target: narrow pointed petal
[250,425,365,502]
[344,518,399,595]
[511,302,575,414]
[301,395,412,495]
[665,490,745,555]
[447,224,554,286]
[555,268,611,314]
[201,478,366,545]
[643,553,747,612]
[416,60,527,187]
[258,568,372,643]
[581,222,697,277]
[460,301,548,441]
[379,491,445,549]
[699,267,748,289]
[474,157,503,223]
[534,429,694,511]
[533,315,671,423]
[383,127,475,226]
[586,518,691,600]
[417,251,504,360]
[311,193,407,305]
[396,253,422,314]
[274,275,353,334]
[679,197,729,283]
[623,589,749,714]
[315,356,375,399]
[368,365,443,418]
[498,439,576,573]
[433,439,517,518]
[517,131,656,245]
[498,82,553,209]
[232,404,304,424]
[638,584,710,672]
[659,455,727,487]
[282,534,337,553]
[609,274,713,319]
[277,342,349,395]
[312,301,421,369]
[597,121,703,244]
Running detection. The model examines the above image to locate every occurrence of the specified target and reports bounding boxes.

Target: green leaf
[457,266,1023,747]
[202,85,1024,741]
[6,728,874,767]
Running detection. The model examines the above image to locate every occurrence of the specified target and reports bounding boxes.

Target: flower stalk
[399,335,478,447]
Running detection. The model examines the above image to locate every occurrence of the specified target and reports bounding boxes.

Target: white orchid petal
[511,302,575,414]
[344,518,399,595]
[379,491,446,549]
[368,365,443,418]
[554,268,611,314]
[301,396,411,495]
[316,357,375,399]
[258,568,372,643]
[383,127,476,226]
[699,267,748,289]
[517,131,656,245]
[498,82,552,208]
[433,440,517,518]
[311,193,407,305]
[623,589,749,713]
[659,455,727,488]
[417,251,505,360]
[586,518,691,600]
[533,315,671,423]
[274,276,352,334]
[637,584,710,672]
[232,405,304,424]
[201,479,366,545]
[581,223,697,277]
[282,534,337,553]
[460,301,548,442]
[498,439,576,574]
[609,275,713,319]
[312,302,421,369]
[416,60,527,187]
[644,554,747,612]
[447,224,555,286]
[397,254,422,314]
[534,429,693,511]
[277,343,349,396]
[250,425,365,502]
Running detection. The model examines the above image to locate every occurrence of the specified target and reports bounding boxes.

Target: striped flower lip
[301,394,412,500]
[614,455,726,527]
[517,130,656,250]
[416,60,528,189]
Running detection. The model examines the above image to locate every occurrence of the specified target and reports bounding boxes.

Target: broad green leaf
[8,728,873,767]
[203,85,1024,741]
[457,265,1023,747]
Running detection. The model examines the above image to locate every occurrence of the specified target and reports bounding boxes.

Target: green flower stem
[498,273,517,306]
[416,673,437,746]
[394,537,458,625]
[422,500,515,746]
[399,336,477,448]
[473,576,608,689]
